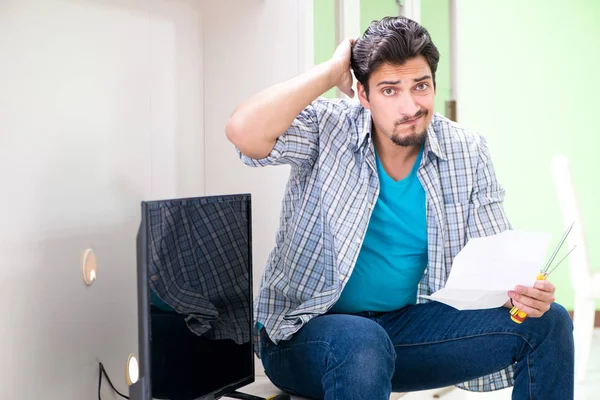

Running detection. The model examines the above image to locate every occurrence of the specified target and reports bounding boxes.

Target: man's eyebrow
[414,75,432,82]
[376,75,432,86]
[376,80,400,87]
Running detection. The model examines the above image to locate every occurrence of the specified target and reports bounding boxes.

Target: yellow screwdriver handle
[509,273,546,324]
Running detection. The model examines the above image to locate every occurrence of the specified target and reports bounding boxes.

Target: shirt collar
[423,114,447,161]
[353,106,372,152]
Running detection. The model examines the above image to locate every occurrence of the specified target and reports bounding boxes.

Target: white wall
[0,0,308,397]
[201,0,311,301]
[0,0,203,398]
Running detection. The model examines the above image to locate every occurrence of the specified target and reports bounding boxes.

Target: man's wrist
[325,59,346,89]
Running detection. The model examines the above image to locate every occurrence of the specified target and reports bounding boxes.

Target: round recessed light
[125,353,139,385]
[82,249,97,286]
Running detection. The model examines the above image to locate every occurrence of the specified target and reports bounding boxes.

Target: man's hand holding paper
[420,229,557,316]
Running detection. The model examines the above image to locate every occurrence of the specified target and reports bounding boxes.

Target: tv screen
[131,193,254,400]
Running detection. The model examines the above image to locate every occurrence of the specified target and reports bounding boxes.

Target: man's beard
[391,110,428,147]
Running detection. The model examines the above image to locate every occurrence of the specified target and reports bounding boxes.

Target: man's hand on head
[330,38,356,98]
[507,280,556,318]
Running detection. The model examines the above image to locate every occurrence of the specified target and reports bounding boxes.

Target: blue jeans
[259,302,574,399]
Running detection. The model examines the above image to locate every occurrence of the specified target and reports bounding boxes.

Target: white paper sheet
[420,230,551,310]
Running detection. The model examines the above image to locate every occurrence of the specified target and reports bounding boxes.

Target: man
[226,17,574,400]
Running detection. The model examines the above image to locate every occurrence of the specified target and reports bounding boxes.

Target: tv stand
[227,391,290,400]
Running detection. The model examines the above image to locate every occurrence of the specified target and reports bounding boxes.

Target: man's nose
[397,93,420,116]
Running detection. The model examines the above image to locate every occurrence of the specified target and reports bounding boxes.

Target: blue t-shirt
[331,146,428,314]
[151,291,174,311]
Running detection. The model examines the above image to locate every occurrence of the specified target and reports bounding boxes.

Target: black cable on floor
[98,362,129,399]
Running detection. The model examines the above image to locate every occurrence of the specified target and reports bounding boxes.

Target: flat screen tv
[130,193,263,400]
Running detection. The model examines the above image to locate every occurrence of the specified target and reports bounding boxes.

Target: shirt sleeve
[467,135,512,238]
[235,101,320,170]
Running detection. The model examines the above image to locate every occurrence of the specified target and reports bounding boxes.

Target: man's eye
[383,88,396,96]
[415,83,429,91]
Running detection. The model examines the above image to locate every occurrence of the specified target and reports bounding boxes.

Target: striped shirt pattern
[236,98,513,391]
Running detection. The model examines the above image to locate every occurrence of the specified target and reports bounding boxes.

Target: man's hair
[351,17,440,98]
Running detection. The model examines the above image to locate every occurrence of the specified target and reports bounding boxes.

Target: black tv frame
[130,193,265,400]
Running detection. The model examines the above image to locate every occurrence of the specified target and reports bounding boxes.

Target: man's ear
[357,82,370,109]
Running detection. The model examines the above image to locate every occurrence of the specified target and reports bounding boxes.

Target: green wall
[359,0,398,31]
[313,0,599,310]
[421,0,600,310]
[313,0,337,98]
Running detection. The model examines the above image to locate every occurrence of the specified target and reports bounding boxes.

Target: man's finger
[512,286,556,304]
[515,285,555,300]
[533,280,556,293]
[509,288,553,317]
[510,298,544,318]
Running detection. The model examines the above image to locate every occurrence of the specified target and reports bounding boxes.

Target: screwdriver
[509,222,575,324]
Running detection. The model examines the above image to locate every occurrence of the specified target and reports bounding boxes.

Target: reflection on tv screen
[145,196,252,399]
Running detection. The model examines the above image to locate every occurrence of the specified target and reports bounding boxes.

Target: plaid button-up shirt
[236,98,513,391]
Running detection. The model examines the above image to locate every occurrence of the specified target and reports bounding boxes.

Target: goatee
[391,110,429,147]
[391,130,427,147]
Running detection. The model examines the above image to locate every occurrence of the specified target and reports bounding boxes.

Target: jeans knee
[347,336,395,371]
[332,342,395,394]
[541,303,574,357]
[546,303,574,335]
[328,319,396,385]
